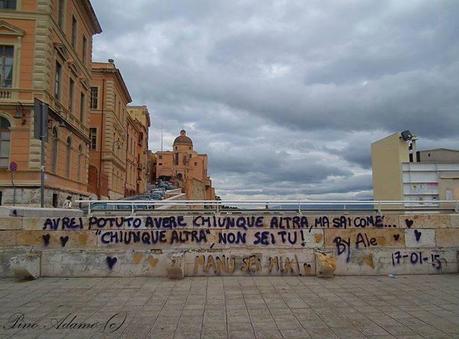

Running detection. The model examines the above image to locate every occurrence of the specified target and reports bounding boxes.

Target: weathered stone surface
[315,251,336,277]
[436,229,459,247]
[0,248,29,277]
[9,253,41,280]
[0,213,457,277]
[405,229,436,248]
[16,231,98,248]
[450,214,459,228]
[0,218,22,230]
[0,231,17,247]
[185,249,315,276]
[167,254,185,280]
[324,229,404,248]
[40,249,174,277]
[334,248,457,275]
[400,214,451,229]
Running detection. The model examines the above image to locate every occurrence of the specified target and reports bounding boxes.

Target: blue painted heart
[60,236,69,247]
[42,234,50,246]
[106,256,118,270]
[405,219,414,228]
[414,230,422,242]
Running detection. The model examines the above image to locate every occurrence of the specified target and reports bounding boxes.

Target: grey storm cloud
[91,0,459,199]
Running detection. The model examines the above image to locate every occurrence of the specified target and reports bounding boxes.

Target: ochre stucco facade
[0,0,101,207]
[156,130,215,200]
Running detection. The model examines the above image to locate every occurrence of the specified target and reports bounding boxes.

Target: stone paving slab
[0,275,458,338]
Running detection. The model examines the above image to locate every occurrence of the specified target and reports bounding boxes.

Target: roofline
[419,148,459,153]
[82,0,102,34]
[92,62,132,103]
[127,105,151,127]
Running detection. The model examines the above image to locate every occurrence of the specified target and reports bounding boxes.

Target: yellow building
[156,130,215,200]
[0,0,101,207]
[88,60,132,199]
[125,105,150,196]
[371,131,459,209]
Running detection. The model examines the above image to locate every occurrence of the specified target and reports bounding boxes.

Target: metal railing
[76,199,459,216]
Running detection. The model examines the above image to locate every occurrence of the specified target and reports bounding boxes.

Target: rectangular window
[0,130,10,168]
[54,62,62,99]
[90,87,98,109]
[0,45,13,88]
[69,78,74,112]
[89,128,97,150]
[82,35,87,63]
[71,16,77,48]
[58,0,65,27]
[80,92,85,122]
[0,0,17,9]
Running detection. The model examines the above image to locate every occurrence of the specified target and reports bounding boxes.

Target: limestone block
[315,251,336,278]
[405,229,436,248]
[0,218,22,230]
[16,231,97,249]
[324,229,404,249]
[400,214,451,229]
[9,253,41,280]
[436,229,459,247]
[0,231,17,247]
[450,215,459,228]
[22,217,46,230]
[41,249,167,277]
[0,248,29,278]
[167,254,185,280]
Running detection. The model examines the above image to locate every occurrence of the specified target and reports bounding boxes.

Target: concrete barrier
[0,212,457,277]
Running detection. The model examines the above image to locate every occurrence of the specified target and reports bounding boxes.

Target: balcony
[0,88,13,100]
[0,88,34,101]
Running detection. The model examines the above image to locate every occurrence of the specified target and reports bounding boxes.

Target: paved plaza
[0,275,458,339]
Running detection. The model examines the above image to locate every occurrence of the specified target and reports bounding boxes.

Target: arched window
[77,144,82,180]
[51,127,58,173]
[0,117,11,168]
[66,136,71,177]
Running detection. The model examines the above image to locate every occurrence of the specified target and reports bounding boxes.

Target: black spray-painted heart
[414,230,422,242]
[393,234,400,241]
[106,256,118,270]
[60,236,69,247]
[405,219,414,228]
[42,234,51,246]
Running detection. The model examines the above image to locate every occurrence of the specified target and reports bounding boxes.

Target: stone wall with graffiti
[0,213,458,277]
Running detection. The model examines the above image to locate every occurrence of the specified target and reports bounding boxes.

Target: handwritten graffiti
[89,216,187,230]
[99,230,210,245]
[106,256,117,270]
[193,254,311,275]
[334,232,379,262]
[391,251,446,270]
[43,218,83,230]
[42,214,399,231]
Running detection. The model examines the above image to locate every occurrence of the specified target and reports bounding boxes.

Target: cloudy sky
[91,0,459,200]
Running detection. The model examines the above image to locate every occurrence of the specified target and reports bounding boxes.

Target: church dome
[173,130,193,146]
